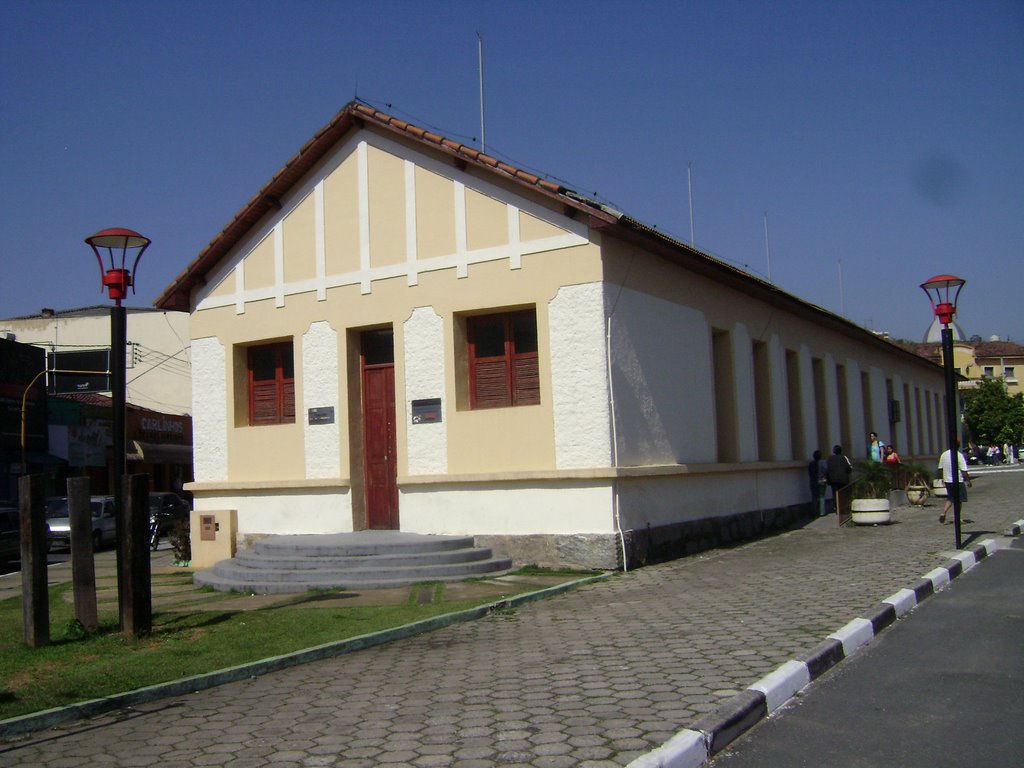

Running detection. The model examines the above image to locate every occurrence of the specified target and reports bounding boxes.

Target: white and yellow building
[157,103,947,569]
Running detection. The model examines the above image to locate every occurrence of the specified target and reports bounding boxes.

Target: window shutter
[512,354,539,405]
[248,342,296,425]
[251,380,281,424]
[473,359,511,408]
[282,379,295,421]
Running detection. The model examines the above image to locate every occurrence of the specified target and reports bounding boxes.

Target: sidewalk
[2,469,1021,767]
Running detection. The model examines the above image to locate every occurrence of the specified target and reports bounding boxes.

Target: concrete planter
[851,498,892,525]
[906,486,930,506]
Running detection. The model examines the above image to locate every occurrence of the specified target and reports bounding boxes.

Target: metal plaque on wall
[308,406,335,425]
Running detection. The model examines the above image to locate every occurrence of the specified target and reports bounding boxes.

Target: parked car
[0,506,21,563]
[46,496,117,551]
[149,492,191,549]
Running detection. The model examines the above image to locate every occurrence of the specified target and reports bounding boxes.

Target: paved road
[2,469,1021,767]
[709,537,1024,767]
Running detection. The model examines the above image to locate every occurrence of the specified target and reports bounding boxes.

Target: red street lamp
[920,274,966,327]
[85,227,152,635]
[920,273,966,548]
[86,227,150,305]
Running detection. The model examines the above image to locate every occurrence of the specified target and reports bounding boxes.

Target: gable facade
[163,103,947,569]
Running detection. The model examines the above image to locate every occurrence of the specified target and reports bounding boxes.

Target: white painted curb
[882,588,918,617]
[924,566,951,590]
[627,728,708,768]
[828,617,875,657]
[748,660,811,713]
[952,550,978,571]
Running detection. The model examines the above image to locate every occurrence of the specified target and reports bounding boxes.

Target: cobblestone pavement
[3,469,1021,767]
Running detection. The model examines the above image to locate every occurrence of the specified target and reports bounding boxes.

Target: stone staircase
[193,531,513,594]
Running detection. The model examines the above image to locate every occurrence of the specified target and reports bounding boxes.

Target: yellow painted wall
[367,145,406,267]
[283,193,316,283]
[323,154,360,275]
[243,235,275,289]
[191,130,602,482]
[415,165,455,260]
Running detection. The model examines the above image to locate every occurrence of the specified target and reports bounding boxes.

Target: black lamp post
[920,273,966,549]
[85,227,151,632]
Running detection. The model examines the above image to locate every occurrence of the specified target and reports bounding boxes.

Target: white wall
[403,306,448,475]
[194,488,352,535]
[191,336,227,481]
[549,282,612,469]
[302,321,341,478]
[606,285,715,465]
[399,481,614,535]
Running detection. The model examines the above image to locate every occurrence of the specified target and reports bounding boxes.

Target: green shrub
[169,519,191,563]
[851,460,894,498]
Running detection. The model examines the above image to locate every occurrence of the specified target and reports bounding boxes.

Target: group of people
[807,444,853,516]
[869,431,901,464]
[808,430,971,523]
[969,442,1018,466]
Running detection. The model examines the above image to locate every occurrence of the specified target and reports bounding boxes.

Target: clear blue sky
[2,1,1021,342]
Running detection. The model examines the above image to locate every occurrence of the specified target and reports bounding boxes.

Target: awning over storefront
[128,440,192,464]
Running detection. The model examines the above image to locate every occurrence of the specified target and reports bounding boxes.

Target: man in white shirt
[937,444,972,524]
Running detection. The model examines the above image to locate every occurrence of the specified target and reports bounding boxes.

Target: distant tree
[969,334,983,344]
[962,378,1024,446]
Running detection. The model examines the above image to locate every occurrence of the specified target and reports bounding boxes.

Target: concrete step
[252,531,477,557]
[234,546,493,571]
[193,531,513,594]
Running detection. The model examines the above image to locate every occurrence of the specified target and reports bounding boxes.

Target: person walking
[868,431,885,462]
[825,445,852,513]
[938,443,972,524]
[808,450,828,516]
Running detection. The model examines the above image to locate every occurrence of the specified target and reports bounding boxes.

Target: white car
[46,496,117,551]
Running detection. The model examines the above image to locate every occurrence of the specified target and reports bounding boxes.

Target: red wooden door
[361,332,398,529]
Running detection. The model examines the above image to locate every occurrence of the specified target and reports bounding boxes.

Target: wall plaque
[308,406,335,425]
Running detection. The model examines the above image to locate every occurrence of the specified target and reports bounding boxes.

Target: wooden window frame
[247,341,295,426]
[467,309,540,410]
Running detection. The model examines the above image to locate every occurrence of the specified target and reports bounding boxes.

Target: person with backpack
[825,445,853,512]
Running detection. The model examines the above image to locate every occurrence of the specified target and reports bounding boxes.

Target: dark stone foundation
[477,503,815,571]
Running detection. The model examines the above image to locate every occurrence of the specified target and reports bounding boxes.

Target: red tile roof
[152,101,940,369]
[972,341,1024,358]
[154,102,586,311]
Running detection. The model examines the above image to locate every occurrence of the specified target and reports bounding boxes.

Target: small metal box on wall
[411,398,442,424]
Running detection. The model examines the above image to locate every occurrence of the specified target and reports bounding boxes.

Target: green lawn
[0,569,598,721]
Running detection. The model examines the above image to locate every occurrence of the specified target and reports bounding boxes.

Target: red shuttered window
[248,342,295,425]
[467,310,540,409]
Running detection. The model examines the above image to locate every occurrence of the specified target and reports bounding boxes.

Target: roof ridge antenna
[763,210,773,283]
[477,31,486,154]
[687,162,695,246]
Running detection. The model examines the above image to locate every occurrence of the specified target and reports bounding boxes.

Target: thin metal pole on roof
[763,211,773,282]
[838,258,846,316]
[477,32,486,154]
[687,162,695,246]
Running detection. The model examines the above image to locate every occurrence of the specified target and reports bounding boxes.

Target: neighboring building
[0,308,193,502]
[156,102,947,569]
[45,392,193,498]
[909,336,1023,398]
[0,306,191,415]
[0,337,49,502]
[965,340,1023,398]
